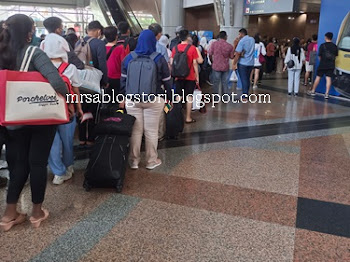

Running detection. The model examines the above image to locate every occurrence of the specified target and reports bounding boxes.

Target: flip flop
[30,209,49,229]
[185,119,197,124]
[0,213,27,232]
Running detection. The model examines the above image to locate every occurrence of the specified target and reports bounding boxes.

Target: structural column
[221,0,248,43]
[161,0,184,37]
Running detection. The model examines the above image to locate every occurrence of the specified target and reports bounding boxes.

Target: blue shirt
[236,35,255,66]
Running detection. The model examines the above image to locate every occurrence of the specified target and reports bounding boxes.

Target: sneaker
[288,93,292,96]
[67,166,74,176]
[253,85,258,90]
[53,172,73,185]
[294,93,298,97]
[206,80,213,86]
[129,163,139,170]
[307,91,316,96]
[146,159,162,170]
[0,160,8,170]
[325,93,329,99]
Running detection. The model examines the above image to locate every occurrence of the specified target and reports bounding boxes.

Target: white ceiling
[0,0,323,13]
[0,0,91,8]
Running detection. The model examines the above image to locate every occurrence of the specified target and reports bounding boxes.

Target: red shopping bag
[0,46,69,126]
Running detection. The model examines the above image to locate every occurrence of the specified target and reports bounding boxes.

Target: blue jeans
[212,70,230,95]
[48,117,76,176]
[236,70,242,89]
[237,64,253,95]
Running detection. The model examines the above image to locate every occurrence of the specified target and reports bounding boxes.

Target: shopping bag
[78,66,103,94]
[192,84,203,111]
[229,70,238,83]
[0,46,69,126]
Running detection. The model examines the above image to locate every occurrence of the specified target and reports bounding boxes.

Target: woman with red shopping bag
[0,14,69,231]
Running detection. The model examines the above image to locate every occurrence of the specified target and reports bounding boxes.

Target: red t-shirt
[306,42,318,62]
[171,44,199,81]
[266,43,276,57]
[106,45,126,79]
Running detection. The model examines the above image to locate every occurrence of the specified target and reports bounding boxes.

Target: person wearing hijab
[120,30,172,170]
[199,36,208,51]
[283,37,305,96]
[159,35,172,60]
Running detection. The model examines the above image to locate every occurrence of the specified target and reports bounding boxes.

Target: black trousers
[266,56,276,74]
[107,78,121,97]
[6,125,57,204]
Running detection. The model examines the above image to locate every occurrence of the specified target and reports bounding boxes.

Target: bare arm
[73,86,83,119]
[196,48,204,64]
[232,52,241,70]
[193,59,199,83]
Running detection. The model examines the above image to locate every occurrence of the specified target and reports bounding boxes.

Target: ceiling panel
[300,0,321,13]
[0,0,90,8]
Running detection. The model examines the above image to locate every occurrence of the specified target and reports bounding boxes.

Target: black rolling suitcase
[166,102,184,139]
[83,110,135,193]
[84,135,129,192]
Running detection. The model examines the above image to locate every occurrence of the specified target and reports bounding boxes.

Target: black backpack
[172,44,191,78]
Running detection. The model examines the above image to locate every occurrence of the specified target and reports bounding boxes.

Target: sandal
[30,209,49,229]
[0,213,27,232]
[185,119,196,124]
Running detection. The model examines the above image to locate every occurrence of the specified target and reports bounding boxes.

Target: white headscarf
[40,33,70,62]
[207,39,217,52]
[159,35,169,48]
[199,37,208,50]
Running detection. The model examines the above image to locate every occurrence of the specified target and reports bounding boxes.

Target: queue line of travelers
[0,13,339,231]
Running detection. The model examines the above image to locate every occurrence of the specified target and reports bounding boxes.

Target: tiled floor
[1,76,350,261]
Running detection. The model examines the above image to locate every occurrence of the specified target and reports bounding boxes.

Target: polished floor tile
[123,170,297,227]
[1,79,350,262]
[296,198,350,238]
[169,147,300,196]
[293,229,350,262]
[81,199,296,262]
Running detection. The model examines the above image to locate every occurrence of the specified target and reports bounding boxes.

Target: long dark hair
[65,33,79,49]
[192,34,199,47]
[291,37,301,62]
[254,35,260,44]
[0,14,33,70]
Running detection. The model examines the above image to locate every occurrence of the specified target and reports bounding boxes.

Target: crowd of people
[0,13,339,231]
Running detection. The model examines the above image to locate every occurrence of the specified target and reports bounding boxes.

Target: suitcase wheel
[116,186,123,193]
[83,180,92,192]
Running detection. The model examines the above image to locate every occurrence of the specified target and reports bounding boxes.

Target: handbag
[229,70,238,83]
[287,59,295,69]
[0,46,69,126]
[78,66,103,94]
[259,53,266,64]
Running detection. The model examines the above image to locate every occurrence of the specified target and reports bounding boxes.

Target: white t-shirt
[52,62,83,87]
[254,42,266,67]
[284,47,305,70]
